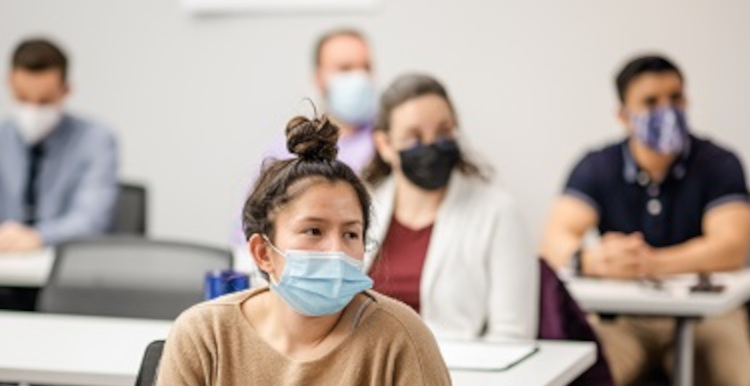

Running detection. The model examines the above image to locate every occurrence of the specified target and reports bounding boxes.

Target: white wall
[2,0,750,248]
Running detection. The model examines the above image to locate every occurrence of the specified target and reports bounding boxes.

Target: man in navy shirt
[541,55,750,385]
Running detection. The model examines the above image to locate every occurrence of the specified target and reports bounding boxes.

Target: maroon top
[369,216,433,313]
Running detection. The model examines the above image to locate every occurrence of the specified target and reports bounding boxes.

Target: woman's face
[375,94,457,172]
[263,180,365,281]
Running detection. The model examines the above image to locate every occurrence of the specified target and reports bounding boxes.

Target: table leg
[673,317,696,386]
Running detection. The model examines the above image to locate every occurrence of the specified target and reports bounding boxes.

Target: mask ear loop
[262,234,285,285]
[262,234,285,256]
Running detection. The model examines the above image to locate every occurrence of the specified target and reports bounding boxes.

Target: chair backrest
[37,236,232,319]
[537,258,615,386]
[113,183,147,235]
[135,340,165,386]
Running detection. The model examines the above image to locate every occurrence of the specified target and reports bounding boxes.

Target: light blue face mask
[263,236,374,317]
[326,71,376,127]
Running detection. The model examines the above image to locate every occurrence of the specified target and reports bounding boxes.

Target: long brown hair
[362,73,489,187]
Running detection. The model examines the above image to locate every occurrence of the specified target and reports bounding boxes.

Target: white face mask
[13,103,63,144]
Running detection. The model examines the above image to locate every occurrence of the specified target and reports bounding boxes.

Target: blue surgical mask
[630,107,689,155]
[263,236,373,317]
[326,71,376,127]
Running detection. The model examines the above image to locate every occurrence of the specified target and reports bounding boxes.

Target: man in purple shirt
[263,28,377,170]
[233,29,377,245]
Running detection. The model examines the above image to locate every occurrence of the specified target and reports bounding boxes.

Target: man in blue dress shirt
[0,38,118,308]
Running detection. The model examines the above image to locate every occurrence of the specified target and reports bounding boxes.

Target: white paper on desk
[437,340,538,371]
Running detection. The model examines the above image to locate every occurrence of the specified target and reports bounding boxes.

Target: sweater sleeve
[388,308,452,386]
[156,307,214,386]
[485,194,539,340]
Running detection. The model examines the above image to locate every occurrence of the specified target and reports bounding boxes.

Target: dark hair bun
[286,115,339,161]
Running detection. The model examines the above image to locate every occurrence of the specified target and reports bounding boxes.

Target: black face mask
[399,140,460,191]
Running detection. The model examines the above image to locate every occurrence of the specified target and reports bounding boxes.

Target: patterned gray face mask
[630,107,689,155]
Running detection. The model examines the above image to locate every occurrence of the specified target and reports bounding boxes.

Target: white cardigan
[365,171,539,340]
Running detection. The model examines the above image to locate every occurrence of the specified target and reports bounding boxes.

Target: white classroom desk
[449,340,595,386]
[564,269,750,386]
[0,311,596,386]
[0,248,54,287]
[0,311,171,385]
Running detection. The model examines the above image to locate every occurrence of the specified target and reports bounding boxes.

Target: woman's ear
[248,234,274,276]
[374,131,397,166]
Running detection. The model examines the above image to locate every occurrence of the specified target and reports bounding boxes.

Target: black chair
[37,236,232,319]
[113,183,148,235]
[135,340,165,386]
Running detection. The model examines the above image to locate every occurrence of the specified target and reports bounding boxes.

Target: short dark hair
[242,113,372,280]
[313,28,368,68]
[615,55,683,103]
[12,38,68,82]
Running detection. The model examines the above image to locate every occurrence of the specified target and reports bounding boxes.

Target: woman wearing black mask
[363,74,538,340]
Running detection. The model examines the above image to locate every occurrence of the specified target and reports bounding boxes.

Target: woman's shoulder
[449,172,516,212]
[367,291,420,318]
[359,292,451,384]
[363,291,439,342]
[170,288,262,338]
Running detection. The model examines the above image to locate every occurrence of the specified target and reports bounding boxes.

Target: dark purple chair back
[538,258,615,386]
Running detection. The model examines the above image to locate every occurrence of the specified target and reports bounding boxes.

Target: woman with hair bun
[157,114,451,386]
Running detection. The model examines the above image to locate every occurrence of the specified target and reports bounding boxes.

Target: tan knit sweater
[157,287,451,386]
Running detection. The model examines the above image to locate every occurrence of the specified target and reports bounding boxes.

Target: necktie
[24,143,45,225]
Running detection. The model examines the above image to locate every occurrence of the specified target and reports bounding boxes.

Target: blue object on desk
[204,270,250,300]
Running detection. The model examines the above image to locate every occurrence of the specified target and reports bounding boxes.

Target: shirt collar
[621,135,692,185]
